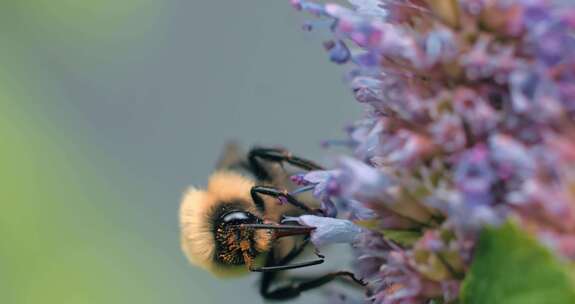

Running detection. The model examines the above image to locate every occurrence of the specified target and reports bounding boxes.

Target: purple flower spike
[453,88,499,136]
[287,0,575,302]
[290,0,327,16]
[320,197,338,218]
[300,169,341,199]
[348,0,387,18]
[489,133,534,179]
[324,40,351,64]
[454,145,495,196]
[337,156,394,200]
[351,76,384,104]
[431,114,466,153]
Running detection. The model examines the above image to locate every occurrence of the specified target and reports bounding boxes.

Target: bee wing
[215,141,246,170]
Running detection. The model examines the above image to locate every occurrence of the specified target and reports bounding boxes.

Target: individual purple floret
[284,215,364,247]
[287,0,575,303]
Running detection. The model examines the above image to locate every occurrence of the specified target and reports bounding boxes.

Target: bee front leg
[248,147,324,181]
[251,185,319,214]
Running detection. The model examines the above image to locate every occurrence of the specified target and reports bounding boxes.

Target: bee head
[179,171,274,277]
[213,209,273,269]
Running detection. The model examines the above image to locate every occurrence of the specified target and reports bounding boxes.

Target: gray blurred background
[0,0,361,303]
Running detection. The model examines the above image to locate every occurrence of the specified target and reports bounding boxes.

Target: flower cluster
[287,0,575,303]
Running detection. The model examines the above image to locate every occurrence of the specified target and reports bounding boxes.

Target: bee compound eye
[221,211,257,224]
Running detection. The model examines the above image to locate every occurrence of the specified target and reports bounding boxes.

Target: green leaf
[461,223,575,304]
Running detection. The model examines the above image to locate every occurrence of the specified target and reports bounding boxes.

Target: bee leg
[259,244,366,300]
[251,239,326,272]
[258,241,310,299]
[259,245,308,301]
[277,238,310,264]
[251,185,314,213]
[248,147,324,180]
[260,270,366,300]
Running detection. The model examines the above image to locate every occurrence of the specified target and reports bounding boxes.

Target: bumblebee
[179,144,364,300]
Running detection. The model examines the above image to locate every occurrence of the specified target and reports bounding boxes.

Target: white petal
[297,215,363,247]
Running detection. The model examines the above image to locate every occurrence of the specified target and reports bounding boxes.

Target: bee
[179,143,364,300]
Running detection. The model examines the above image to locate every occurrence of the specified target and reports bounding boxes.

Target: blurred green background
[0,1,360,303]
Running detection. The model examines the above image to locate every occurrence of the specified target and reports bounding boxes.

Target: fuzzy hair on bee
[180,171,279,276]
[179,143,366,300]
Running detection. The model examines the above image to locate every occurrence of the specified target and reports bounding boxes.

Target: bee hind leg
[258,245,366,300]
[260,270,366,300]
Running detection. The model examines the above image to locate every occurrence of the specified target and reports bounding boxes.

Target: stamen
[290,185,316,195]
